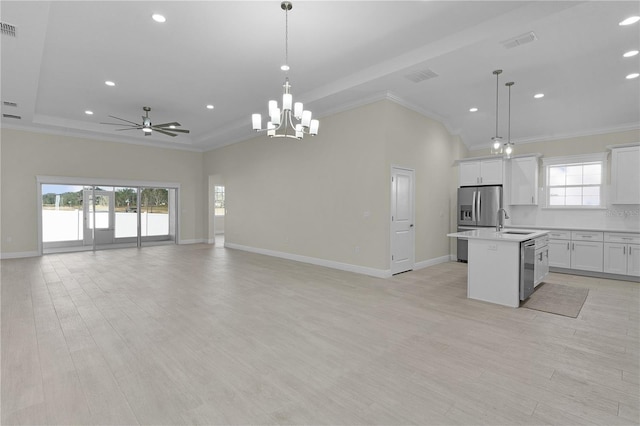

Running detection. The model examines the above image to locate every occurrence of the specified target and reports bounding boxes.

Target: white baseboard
[179,239,206,245]
[224,242,391,278]
[414,254,454,270]
[0,251,40,260]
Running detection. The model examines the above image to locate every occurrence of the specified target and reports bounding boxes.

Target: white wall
[203,100,468,274]
[471,129,640,231]
[0,128,205,256]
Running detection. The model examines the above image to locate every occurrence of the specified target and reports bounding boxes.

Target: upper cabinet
[611,145,640,205]
[459,158,503,186]
[507,155,540,205]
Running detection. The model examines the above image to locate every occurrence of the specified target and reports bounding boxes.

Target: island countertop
[447,228,549,242]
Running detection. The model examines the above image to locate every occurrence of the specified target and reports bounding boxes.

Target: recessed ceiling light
[469,107,478,112]
[626,73,640,79]
[105,80,115,87]
[206,104,214,109]
[534,93,545,99]
[281,64,290,71]
[85,110,94,115]
[152,14,166,23]
[623,50,639,58]
[619,16,640,26]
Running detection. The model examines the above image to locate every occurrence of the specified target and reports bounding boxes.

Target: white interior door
[391,167,415,274]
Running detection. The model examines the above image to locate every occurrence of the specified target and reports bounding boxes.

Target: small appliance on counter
[457,185,502,262]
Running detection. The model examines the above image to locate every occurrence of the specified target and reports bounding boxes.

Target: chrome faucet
[496,208,510,231]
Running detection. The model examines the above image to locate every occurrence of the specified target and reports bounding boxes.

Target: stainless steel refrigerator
[457,185,502,262]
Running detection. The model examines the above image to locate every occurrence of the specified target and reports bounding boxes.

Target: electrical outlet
[488,244,498,251]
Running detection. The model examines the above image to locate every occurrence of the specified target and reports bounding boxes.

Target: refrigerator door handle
[477,191,481,224]
[472,191,476,223]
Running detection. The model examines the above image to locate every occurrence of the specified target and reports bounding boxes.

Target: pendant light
[504,81,515,158]
[490,69,503,155]
[251,1,319,140]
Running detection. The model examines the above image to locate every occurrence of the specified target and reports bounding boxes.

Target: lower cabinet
[549,239,571,268]
[571,241,604,272]
[548,230,639,277]
[604,242,640,277]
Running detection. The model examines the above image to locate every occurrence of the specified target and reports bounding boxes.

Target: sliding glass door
[41,180,177,254]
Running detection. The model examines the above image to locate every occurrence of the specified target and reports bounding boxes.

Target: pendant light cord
[494,71,500,138]
[507,84,511,143]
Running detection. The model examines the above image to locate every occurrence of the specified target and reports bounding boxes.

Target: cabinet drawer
[547,230,571,240]
[571,231,604,242]
[604,232,640,244]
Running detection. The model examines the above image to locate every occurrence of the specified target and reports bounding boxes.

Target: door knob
[410,224,414,228]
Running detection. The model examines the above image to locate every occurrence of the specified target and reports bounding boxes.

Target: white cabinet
[571,241,604,272]
[570,231,604,272]
[549,239,571,268]
[611,145,640,204]
[603,232,640,276]
[508,156,539,205]
[459,158,503,186]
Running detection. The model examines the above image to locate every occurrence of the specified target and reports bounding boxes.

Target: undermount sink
[501,230,534,235]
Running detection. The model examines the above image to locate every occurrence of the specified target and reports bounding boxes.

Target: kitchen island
[447,228,549,307]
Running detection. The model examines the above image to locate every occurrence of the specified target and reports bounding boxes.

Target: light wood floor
[2,244,639,425]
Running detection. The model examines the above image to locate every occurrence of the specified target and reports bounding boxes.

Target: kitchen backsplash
[506,200,640,231]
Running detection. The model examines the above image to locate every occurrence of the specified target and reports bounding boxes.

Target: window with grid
[543,153,606,208]
[214,186,225,216]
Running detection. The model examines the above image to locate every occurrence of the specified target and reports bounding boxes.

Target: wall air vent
[0,22,17,37]
[2,114,21,120]
[3,101,18,107]
[501,31,537,49]
[404,68,439,83]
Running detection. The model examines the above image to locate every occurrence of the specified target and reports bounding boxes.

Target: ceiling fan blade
[101,122,138,127]
[107,115,141,126]
[153,126,189,134]
[153,128,178,137]
[115,127,142,131]
[154,122,181,128]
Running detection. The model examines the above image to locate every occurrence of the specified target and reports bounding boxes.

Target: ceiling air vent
[0,22,17,37]
[3,101,18,107]
[501,31,537,49]
[2,114,21,120]
[404,68,439,83]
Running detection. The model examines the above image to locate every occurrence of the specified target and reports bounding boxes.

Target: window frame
[542,152,608,210]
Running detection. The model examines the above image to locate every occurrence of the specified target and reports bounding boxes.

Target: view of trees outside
[41,185,172,243]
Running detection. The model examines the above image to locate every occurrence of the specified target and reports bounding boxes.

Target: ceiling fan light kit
[251,1,319,140]
[101,106,191,137]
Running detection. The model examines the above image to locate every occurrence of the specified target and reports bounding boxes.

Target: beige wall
[0,128,204,255]
[203,100,468,272]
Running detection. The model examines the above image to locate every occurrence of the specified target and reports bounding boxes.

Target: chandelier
[504,81,515,158]
[490,69,503,155]
[251,1,319,139]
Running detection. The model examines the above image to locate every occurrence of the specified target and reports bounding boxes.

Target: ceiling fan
[101,106,190,137]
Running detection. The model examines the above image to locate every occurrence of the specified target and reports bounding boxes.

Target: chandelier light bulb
[281,64,290,71]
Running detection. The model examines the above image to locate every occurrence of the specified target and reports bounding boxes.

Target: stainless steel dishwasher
[520,235,549,300]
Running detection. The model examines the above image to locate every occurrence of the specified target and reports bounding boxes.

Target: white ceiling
[1,1,639,152]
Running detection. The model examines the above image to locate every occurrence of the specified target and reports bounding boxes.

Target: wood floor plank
[2,244,639,424]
